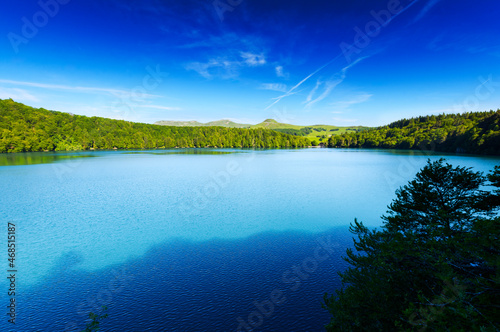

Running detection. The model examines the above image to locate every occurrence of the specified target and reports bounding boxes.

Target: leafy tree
[0,99,311,152]
[328,110,500,155]
[324,159,500,331]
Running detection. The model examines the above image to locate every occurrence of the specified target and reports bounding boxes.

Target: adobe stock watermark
[64,267,135,331]
[453,74,500,113]
[384,73,499,193]
[384,148,435,194]
[111,64,169,120]
[177,151,257,221]
[178,158,246,220]
[272,107,296,125]
[213,0,243,22]
[8,0,71,54]
[235,235,340,331]
[52,157,84,183]
[339,0,405,63]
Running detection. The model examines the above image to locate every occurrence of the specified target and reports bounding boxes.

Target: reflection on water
[2,148,498,167]
[123,149,245,155]
[0,152,97,166]
[0,149,249,166]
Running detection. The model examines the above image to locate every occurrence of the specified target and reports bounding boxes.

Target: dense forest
[328,110,500,155]
[324,160,500,331]
[0,99,310,152]
[2,99,500,154]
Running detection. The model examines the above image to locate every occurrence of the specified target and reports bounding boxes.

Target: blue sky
[1,0,499,126]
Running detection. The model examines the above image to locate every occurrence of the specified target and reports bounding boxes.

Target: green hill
[0,99,311,152]
[252,119,287,128]
[328,110,500,155]
[156,117,370,144]
[251,119,369,143]
[3,98,497,154]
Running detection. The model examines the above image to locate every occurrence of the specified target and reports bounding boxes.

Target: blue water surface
[0,148,498,331]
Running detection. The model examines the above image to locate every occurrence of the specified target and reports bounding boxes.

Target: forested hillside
[156,117,368,143]
[0,99,310,152]
[251,118,368,143]
[2,99,499,155]
[328,110,500,155]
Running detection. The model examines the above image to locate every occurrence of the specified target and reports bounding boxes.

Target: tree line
[2,99,499,155]
[328,110,500,155]
[0,99,310,152]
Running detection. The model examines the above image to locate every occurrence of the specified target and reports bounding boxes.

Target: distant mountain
[155,119,251,128]
[251,119,298,129]
[155,118,370,143]
[154,120,204,127]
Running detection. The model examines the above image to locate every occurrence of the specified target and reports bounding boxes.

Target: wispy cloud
[259,83,288,92]
[373,0,420,29]
[240,52,266,66]
[275,66,288,79]
[427,33,500,56]
[0,87,40,102]
[186,58,240,79]
[265,51,370,110]
[413,0,442,22]
[137,105,182,111]
[187,51,267,79]
[0,79,160,99]
[304,57,369,109]
[186,61,218,79]
[264,60,336,110]
[305,80,322,104]
[304,80,342,109]
[331,93,373,111]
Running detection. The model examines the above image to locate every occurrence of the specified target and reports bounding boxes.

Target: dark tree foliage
[327,110,500,155]
[324,159,500,331]
[0,99,311,152]
[273,128,304,136]
[81,306,108,332]
[300,127,313,135]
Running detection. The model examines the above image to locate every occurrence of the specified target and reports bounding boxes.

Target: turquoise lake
[0,148,499,331]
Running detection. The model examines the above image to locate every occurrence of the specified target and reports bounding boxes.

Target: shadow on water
[16,227,354,332]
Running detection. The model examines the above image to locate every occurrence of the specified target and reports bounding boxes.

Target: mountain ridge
[154,118,366,129]
[155,118,369,142]
[155,119,251,128]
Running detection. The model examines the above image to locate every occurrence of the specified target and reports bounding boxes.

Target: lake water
[0,149,498,331]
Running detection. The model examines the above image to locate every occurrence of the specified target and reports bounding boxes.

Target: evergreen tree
[324,159,500,331]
